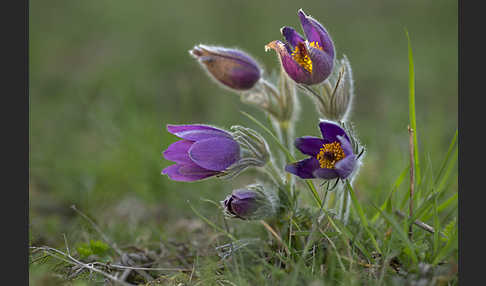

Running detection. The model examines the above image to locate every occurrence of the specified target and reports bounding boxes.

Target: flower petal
[189,137,240,171]
[312,167,339,179]
[307,47,334,84]
[295,136,326,156]
[232,190,257,201]
[265,40,313,84]
[192,45,260,69]
[319,120,350,143]
[337,135,354,156]
[167,124,231,141]
[334,154,357,179]
[285,157,320,179]
[298,9,335,58]
[162,140,193,164]
[162,164,219,182]
[281,26,305,48]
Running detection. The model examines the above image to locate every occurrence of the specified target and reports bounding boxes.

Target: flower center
[291,41,323,73]
[316,141,346,169]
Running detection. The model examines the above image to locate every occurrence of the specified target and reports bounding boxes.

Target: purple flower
[222,185,277,220]
[162,124,241,182]
[265,9,335,85]
[190,45,262,91]
[285,120,357,180]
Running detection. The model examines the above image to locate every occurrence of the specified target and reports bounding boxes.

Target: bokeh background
[29,0,457,282]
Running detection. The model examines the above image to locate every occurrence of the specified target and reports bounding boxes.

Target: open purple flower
[285,120,356,180]
[265,9,335,85]
[190,45,262,91]
[162,124,241,182]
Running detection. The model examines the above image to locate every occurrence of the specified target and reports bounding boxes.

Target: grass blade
[406,30,421,189]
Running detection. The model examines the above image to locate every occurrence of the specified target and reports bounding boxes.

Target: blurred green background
[29,0,457,270]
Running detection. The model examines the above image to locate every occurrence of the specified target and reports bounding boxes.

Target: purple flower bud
[162,124,241,182]
[221,185,277,220]
[265,9,335,85]
[190,45,262,91]
[285,120,359,180]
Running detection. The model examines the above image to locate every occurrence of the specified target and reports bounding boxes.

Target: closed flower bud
[190,45,262,91]
[221,184,277,220]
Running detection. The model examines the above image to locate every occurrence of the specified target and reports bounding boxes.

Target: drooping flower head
[265,9,335,85]
[221,184,277,220]
[190,45,262,91]
[285,120,357,180]
[162,124,241,182]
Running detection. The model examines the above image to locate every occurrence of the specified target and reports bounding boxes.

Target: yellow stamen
[309,41,323,51]
[291,41,323,73]
[291,42,312,73]
[316,142,346,169]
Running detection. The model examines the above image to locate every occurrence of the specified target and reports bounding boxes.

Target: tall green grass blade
[406,30,421,189]
[346,181,381,254]
[432,193,440,257]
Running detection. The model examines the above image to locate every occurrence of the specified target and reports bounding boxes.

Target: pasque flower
[190,45,262,91]
[265,9,335,85]
[222,184,277,220]
[285,120,357,180]
[162,124,241,182]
